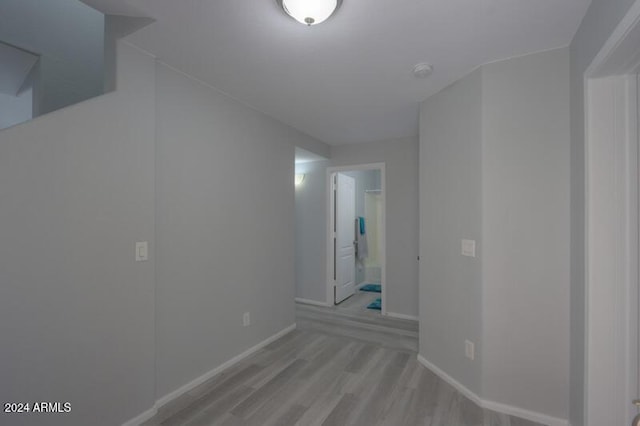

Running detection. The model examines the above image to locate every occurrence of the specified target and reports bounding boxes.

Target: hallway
[142,304,543,426]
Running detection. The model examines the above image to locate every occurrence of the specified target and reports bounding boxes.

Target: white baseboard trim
[416,354,483,407]
[482,398,568,426]
[295,297,331,307]
[122,323,297,426]
[416,355,569,426]
[121,406,157,426]
[155,323,297,408]
[385,311,419,321]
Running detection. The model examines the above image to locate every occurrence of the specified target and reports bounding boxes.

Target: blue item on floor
[360,284,382,293]
[367,298,382,310]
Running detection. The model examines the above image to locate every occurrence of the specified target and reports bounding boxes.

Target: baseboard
[121,406,157,426]
[155,324,297,408]
[295,297,331,307]
[416,354,483,407]
[121,323,297,426]
[416,355,569,426]
[482,398,569,426]
[385,311,419,321]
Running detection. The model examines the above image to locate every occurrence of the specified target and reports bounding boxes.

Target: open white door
[334,173,356,304]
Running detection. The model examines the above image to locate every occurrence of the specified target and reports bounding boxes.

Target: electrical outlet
[243,312,250,327]
[465,340,475,361]
[461,239,476,257]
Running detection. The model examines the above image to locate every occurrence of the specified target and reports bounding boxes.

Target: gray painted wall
[419,68,484,395]
[0,42,156,426]
[419,48,571,420]
[569,1,637,424]
[295,159,330,303]
[154,63,320,398]
[330,138,419,318]
[0,0,105,117]
[0,88,32,129]
[481,48,570,419]
[0,39,328,425]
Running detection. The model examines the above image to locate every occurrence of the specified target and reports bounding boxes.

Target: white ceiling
[83,0,591,145]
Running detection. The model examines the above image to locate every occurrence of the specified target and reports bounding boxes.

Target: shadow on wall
[0,0,153,131]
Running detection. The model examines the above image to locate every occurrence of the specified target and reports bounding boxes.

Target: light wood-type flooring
[141,297,545,426]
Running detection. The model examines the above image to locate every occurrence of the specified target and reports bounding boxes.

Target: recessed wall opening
[293,148,387,317]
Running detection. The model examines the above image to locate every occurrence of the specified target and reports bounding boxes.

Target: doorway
[326,163,386,315]
[584,3,640,424]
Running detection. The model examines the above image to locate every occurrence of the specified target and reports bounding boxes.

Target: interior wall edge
[416,355,570,426]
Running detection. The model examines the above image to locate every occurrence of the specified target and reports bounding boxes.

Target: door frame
[584,2,640,424]
[326,163,386,314]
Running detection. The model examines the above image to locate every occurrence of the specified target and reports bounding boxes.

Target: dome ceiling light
[277,0,343,26]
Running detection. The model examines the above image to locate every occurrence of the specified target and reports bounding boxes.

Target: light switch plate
[136,242,148,262]
[461,239,476,257]
[465,340,475,360]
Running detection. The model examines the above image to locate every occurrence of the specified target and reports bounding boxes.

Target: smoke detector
[413,63,434,78]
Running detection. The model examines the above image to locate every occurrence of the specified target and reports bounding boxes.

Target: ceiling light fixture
[413,63,434,78]
[277,0,343,26]
[295,174,306,186]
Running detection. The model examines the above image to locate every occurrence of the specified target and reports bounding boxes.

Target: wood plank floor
[141,300,545,426]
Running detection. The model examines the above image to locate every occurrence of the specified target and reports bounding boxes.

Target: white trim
[482,399,569,426]
[585,0,640,78]
[121,324,297,426]
[155,324,296,407]
[416,355,569,426]
[295,297,331,307]
[583,2,640,424]
[385,311,419,322]
[121,406,157,426]
[326,163,386,314]
[416,354,482,406]
[585,75,639,426]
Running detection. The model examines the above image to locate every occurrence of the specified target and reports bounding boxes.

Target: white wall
[419,69,484,395]
[295,159,331,303]
[154,63,321,399]
[568,1,638,424]
[330,137,419,318]
[481,47,570,419]
[343,169,381,219]
[0,42,156,426]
